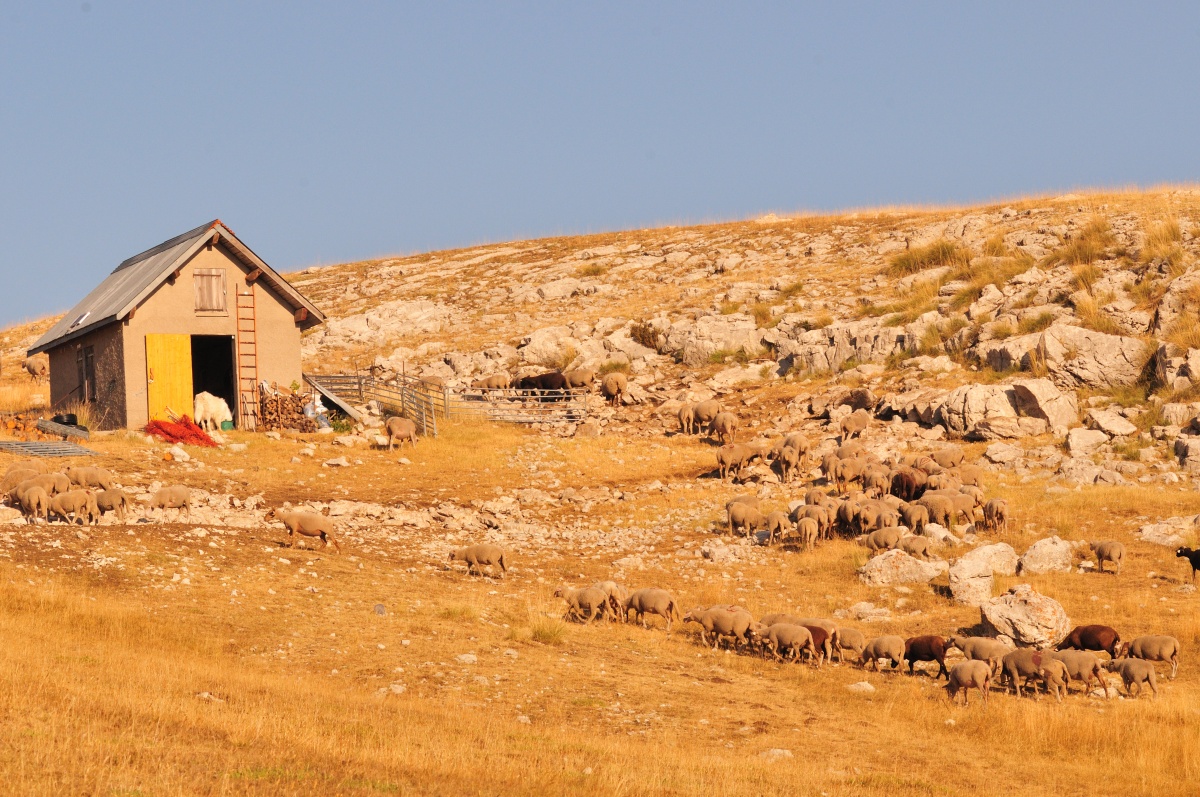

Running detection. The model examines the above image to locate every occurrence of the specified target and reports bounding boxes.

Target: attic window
[195,269,227,313]
[69,312,90,329]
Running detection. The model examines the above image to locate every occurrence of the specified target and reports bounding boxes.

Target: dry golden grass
[0,380,47,414]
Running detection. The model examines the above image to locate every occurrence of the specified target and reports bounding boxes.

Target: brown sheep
[905,635,951,679]
[624,588,680,633]
[1105,658,1158,699]
[265,508,342,553]
[50,490,100,525]
[448,543,506,577]
[600,372,628,406]
[1057,625,1121,658]
[946,660,992,706]
[385,416,418,450]
[1090,540,1125,575]
[1122,635,1181,679]
[708,411,739,444]
[149,485,192,522]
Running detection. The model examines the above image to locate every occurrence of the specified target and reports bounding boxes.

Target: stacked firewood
[1,413,52,441]
[259,393,318,433]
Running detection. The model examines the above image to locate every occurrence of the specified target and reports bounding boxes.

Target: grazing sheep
[8,459,50,475]
[149,485,192,522]
[948,635,1010,675]
[775,444,803,483]
[764,511,792,545]
[863,526,905,554]
[982,499,1009,534]
[24,356,48,381]
[385,416,418,450]
[1090,540,1125,575]
[600,372,628,406]
[727,502,765,537]
[692,399,724,427]
[684,606,755,650]
[905,635,951,680]
[716,444,761,480]
[50,490,100,525]
[832,627,866,664]
[839,409,871,443]
[959,485,985,509]
[952,464,985,486]
[1123,635,1181,679]
[447,543,505,577]
[555,586,609,623]
[709,412,739,444]
[862,636,905,671]
[590,581,629,621]
[1105,658,1158,699]
[1000,648,1050,697]
[193,391,233,433]
[802,624,833,666]
[1177,546,1200,582]
[1039,658,1071,702]
[563,368,597,393]
[862,468,891,498]
[624,588,680,633]
[1,468,41,495]
[832,457,865,494]
[796,517,819,550]
[793,504,829,537]
[890,468,926,502]
[1046,649,1111,698]
[836,441,867,460]
[14,484,49,524]
[930,447,966,469]
[726,495,760,511]
[265,507,342,553]
[65,466,114,492]
[764,623,815,663]
[896,535,932,560]
[1057,625,1122,658]
[946,660,993,706]
[20,473,70,496]
[95,489,131,522]
[916,494,955,533]
[677,404,696,435]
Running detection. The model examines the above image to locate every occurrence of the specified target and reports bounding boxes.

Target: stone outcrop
[935,379,1076,439]
[857,549,948,586]
[1037,324,1153,389]
[980,584,1071,648]
[1016,536,1075,575]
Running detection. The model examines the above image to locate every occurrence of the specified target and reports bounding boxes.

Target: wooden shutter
[194,269,227,312]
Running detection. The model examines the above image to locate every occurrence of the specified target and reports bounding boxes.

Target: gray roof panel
[28,220,323,355]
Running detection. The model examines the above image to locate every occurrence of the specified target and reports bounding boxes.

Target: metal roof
[28,220,325,355]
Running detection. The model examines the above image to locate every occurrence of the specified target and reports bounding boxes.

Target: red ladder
[236,286,259,431]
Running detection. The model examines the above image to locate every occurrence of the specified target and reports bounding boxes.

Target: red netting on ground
[144,415,218,448]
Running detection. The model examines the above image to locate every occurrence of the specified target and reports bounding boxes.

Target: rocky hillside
[285,188,1200,484]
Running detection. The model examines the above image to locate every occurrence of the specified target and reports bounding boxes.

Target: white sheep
[946,660,992,706]
[1123,635,1181,679]
[1105,658,1158,699]
[194,391,233,432]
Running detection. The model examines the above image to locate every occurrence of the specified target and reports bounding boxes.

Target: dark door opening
[191,335,237,428]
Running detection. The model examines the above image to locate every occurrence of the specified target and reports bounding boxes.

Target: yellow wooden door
[146,334,193,422]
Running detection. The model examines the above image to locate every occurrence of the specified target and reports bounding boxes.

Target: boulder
[1009,378,1078,434]
[668,314,764,367]
[1151,270,1200,336]
[1017,536,1075,575]
[537,278,583,300]
[1174,437,1200,471]
[936,384,1018,437]
[1037,324,1153,389]
[1153,343,1200,392]
[518,326,577,366]
[1160,402,1198,428]
[1066,428,1108,456]
[967,283,1006,320]
[969,416,1048,440]
[768,318,916,376]
[983,442,1022,464]
[1137,515,1199,547]
[948,556,993,606]
[958,542,1019,576]
[1086,409,1138,437]
[976,333,1042,373]
[574,421,602,439]
[857,549,949,586]
[979,584,1071,648]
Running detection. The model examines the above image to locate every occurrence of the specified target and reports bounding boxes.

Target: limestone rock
[1017,536,1075,575]
[1009,378,1078,434]
[980,584,1071,648]
[1086,409,1138,437]
[574,421,602,438]
[1066,428,1108,456]
[1137,516,1199,547]
[948,556,993,606]
[667,314,764,367]
[857,549,948,586]
[936,384,1018,437]
[984,442,1021,464]
[518,326,577,366]
[1037,324,1153,389]
[959,542,1019,576]
[1174,437,1200,471]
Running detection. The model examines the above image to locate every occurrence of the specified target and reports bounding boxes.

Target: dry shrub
[1128,277,1169,309]
[629,320,659,351]
[1017,312,1056,335]
[529,617,568,646]
[542,345,578,372]
[1071,263,1102,293]
[990,321,1015,340]
[1046,218,1114,267]
[576,262,608,278]
[0,382,47,414]
[1165,314,1200,350]
[1141,219,1184,271]
[887,239,971,277]
[982,233,1009,257]
[947,254,1036,311]
[597,360,630,375]
[1073,296,1122,335]
[719,301,740,315]
[750,303,776,327]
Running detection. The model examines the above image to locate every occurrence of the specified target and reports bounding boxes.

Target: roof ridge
[114,220,218,272]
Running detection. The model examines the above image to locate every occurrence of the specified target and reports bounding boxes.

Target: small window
[195,269,227,313]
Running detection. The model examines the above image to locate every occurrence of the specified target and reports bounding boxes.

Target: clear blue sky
[2,2,1199,326]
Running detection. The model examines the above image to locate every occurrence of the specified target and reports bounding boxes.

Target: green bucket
[220,421,235,431]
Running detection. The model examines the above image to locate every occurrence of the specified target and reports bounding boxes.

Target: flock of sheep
[470,367,629,406]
